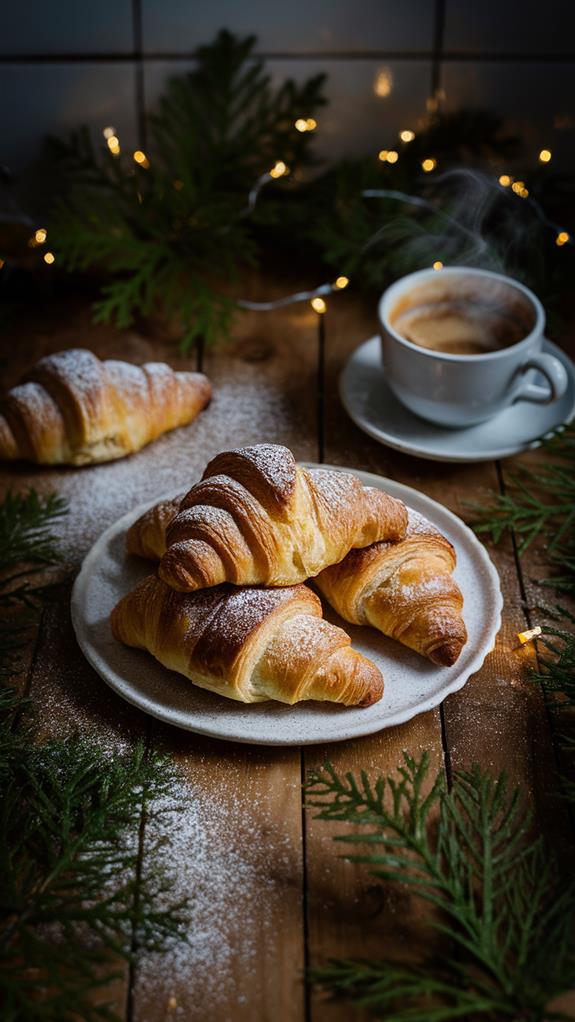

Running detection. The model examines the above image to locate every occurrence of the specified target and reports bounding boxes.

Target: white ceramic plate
[340,337,575,463]
[71,468,502,746]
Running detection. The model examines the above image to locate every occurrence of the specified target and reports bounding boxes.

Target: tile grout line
[431,0,446,97]
[2,50,575,63]
[132,0,146,148]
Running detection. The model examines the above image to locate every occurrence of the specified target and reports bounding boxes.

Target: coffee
[389,276,536,356]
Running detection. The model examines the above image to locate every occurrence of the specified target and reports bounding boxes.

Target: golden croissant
[110,575,384,706]
[0,348,211,465]
[157,445,408,592]
[315,510,467,666]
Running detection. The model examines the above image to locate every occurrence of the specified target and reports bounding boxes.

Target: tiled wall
[1,0,574,173]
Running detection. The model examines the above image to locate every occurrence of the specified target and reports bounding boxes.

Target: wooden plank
[0,289,315,1022]
[305,297,446,1022]
[129,286,320,1022]
[305,292,572,1019]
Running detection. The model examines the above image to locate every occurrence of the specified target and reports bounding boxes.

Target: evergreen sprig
[47,30,326,349]
[0,714,187,1022]
[0,489,189,1019]
[0,490,67,676]
[305,752,575,1021]
[470,422,575,589]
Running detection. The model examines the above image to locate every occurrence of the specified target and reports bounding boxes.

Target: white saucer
[71,469,502,746]
[340,337,575,463]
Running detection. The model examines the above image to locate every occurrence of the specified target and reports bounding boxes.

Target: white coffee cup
[379,266,568,428]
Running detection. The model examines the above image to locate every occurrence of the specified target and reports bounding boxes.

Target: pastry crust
[110,575,384,706]
[158,445,408,591]
[0,349,211,465]
[315,509,467,666]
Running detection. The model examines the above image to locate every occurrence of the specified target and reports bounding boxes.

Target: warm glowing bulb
[334,275,349,289]
[519,186,529,198]
[378,149,389,162]
[539,148,552,163]
[499,174,512,187]
[422,158,437,172]
[107,135,119,149]
[270,160,288,178]
[103,126,116,139]
[43,251,55,265]
[432,260,443,271]
[306,117,317,130]
[517,625,542,645]
[295,119,308,132]
[311,297,327,314]
[556,231,570,246]
[399,129,415,142]
[34,228,47,244]
[386,150,399,164]
[374,67,393,98]
[511,180,525,194]
[133,150,150,168]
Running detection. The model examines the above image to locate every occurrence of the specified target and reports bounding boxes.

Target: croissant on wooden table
[157,444,408,592]
[111,575,384,706]
[315,509,467,666]
[0,348,211,465]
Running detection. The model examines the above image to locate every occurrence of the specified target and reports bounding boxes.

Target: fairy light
[432,260,443,270]
[107,134,121,156]
[539,148,552,163]
[374,68,393,98]
[499,174,512,187]
[378,149,389,162]
[422,158,437,173]
[516,625,542,647]
[386,150,399,164]
[133,150,150,169]
[43,251,55,265]
[102,126,116,140]
[269,160,289,179]
[295,117,317,132]
[311,297,327,314]
[556,231,570,246]
[334,275,349,289]
[512,180,525,194]
[34,228,47,244]
[399,129,415,142]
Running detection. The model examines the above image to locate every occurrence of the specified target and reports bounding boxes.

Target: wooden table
[2,280,573,1021]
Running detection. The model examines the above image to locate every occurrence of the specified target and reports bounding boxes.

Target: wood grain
[304,299,446,1022]
[128,288,320,1022]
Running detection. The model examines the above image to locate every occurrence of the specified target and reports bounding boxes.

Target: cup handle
[514,351,568,405]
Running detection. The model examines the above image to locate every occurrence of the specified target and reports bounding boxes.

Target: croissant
[315,510,467,666]
[110,575,384,706]
[126,495,183,560]
[0,348,212,465]
[158,444,408,592]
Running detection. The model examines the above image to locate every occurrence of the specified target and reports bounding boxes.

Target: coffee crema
[389,276,536,356]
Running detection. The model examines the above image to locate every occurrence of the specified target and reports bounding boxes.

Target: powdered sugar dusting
[29,348,105,396]
[136,766,300,1018]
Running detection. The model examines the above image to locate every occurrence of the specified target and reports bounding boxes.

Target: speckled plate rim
[340,336,575,463]
[71,467,503,745]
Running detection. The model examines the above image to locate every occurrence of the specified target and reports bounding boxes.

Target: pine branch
[0,490,189,1020]
[46,29,326,349]
[470,422,575,583]
[305,753,575,1020]
[0,490,68,677]
[0,727,188,1022]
